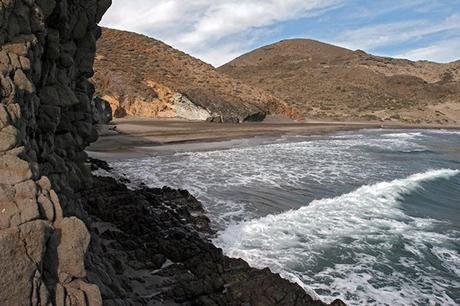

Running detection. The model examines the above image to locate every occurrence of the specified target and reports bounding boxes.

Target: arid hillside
[219,39,460,124]
[93,28,296,122]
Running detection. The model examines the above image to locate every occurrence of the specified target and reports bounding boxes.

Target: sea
[107,129,460,306]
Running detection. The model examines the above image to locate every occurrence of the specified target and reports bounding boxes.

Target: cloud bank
[101,1,460,65]
[101,0,342,66]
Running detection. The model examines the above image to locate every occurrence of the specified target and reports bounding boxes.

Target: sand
[87,117,460,159]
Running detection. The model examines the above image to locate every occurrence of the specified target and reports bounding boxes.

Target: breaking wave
[215,169,460,306]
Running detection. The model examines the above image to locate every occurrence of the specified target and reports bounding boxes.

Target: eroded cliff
[1,2,346,306]
[93,28,299,123]
[0,0,110,304]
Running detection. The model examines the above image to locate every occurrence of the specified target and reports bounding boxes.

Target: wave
[382,132,424,139]
[215,169,460,306]
[426,129,460,136]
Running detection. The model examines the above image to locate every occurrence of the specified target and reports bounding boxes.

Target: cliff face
[0,3,347,305]
[219,39,460,124]
[0,0,111,305]
[93,28,299,123]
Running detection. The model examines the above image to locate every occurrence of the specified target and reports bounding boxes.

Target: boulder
[0,155,32,185]
[14,69,35,93]
[47,217,91,282]
[0,124,18,151]
[0,221,50,306]
[91,96,112,124]
[14,179,40,224]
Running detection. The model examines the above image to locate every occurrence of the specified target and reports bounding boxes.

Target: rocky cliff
[0,0,111,304]
[0,2,345,306]
[93,28,298,123]
[219,39,460,124]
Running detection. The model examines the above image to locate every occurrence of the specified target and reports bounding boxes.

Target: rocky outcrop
[1,2,345,306]
[99,81,214,121]
[82,162,344,306]
[93,28,300,123]
[91,96,112,125]
[0,0,111,305]
[219,39,460,124]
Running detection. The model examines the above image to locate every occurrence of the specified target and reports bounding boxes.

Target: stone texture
[52,217,91,281]
[94,28,281,122]
[0,221,50,306]
[0,154,32,185]
[81,170,342,306]
[91,96,112,124]
[0,0,111,305]
[0,1,348,306]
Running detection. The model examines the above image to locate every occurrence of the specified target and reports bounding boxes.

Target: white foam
[383,132,423,139]
[109,130,450,229]
[107,130,460,304]
[215,169,460,306]
[426,129,460,135]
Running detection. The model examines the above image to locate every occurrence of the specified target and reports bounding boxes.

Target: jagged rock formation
[0,2,346,306]
[219,39,460,124]
[83,161,345,306]
[93,28,298,123]
[91,96,112,125]
[0,0,111,305]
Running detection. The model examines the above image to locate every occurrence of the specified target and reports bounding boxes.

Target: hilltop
[219,39,460,124]
[93,28,296,122]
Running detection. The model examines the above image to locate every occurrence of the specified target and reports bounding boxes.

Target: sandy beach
[86,117,460,159]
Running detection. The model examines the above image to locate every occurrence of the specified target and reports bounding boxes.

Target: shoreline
[86,122,460,305]
[87,117,460,159]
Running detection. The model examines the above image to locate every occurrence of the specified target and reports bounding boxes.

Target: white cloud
[395,37,460,63]
[101,0,342,66]
[100,1,460,65]
[332,14,460,51]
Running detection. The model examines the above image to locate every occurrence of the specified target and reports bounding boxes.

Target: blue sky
[101,0,460,66]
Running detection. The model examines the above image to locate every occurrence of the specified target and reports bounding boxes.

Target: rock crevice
[1,2,346,306]
[0,0,110,305]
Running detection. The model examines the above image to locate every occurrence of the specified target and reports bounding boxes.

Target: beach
[95,127,460,305]
[87,117,460,159]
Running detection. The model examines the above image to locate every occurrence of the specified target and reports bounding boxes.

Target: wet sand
[87,117,460,160]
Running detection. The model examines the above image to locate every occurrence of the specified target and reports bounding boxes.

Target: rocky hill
[93,28,296,122]
[219,39,460,124]
[0,1,345,305]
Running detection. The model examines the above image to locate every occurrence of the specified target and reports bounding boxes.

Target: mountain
[93,28,296,122]
[219,39,460,124]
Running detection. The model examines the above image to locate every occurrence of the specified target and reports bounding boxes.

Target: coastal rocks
[0,0,111,305]
[91,96,112,124]
[93,28,275,123]
[48,217,91,282]
[1,0,346,305]
[0,221,50,306]
[98,81,209,121]
[173,92,211,121]
[82,166,344,305]
[0,155,33,185]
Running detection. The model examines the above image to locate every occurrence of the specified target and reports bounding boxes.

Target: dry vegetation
[219,39,460,124]
[93,28,297,121]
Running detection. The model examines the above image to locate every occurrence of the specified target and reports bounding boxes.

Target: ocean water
[109,129,460,306]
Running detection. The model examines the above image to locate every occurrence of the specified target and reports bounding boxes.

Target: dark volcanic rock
[92,96,113,124]
[0,0,111,305]
[81,166,345,306]
[1,0,347,305]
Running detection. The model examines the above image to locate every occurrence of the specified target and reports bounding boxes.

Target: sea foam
[215,169,460,306]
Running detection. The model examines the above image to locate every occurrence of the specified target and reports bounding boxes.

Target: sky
[101,0,460,67]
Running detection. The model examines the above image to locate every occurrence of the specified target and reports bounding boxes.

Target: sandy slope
[87,117,460,159]
[219,39,460,124]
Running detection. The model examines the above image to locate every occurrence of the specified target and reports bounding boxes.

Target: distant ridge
[219,39,460,124]
[93,28,297,122]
